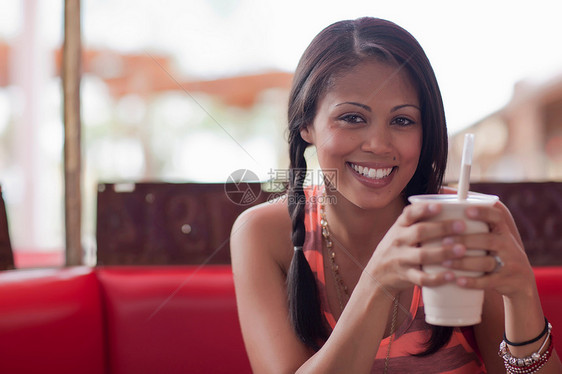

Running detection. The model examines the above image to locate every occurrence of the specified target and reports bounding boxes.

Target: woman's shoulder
[230,196,293,269]
[233,196,291,232]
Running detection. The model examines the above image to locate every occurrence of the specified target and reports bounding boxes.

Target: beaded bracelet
[502,342,553,374]
[499,323,553,374]
[504,355,552,374]
[504,317,549,346]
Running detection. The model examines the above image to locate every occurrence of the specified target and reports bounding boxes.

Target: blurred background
[1,0,562,267]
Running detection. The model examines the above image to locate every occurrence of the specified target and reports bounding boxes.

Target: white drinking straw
[457,133,474,200]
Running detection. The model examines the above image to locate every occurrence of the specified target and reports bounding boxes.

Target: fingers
[404,267,456,288]
[454,261,536,299]
[405,252,500,290]
[404,246,498,287]
[441,253,499,274]
[468,202,525,247]
[399,219,467,248]
[399,203,531,296]
[397,202,442,226]
[396,239,470,288]
[464,204,505,232]
[454,273,499,289]
[390,202,523,292]
[402,238,466,266]
[396,204,467,243]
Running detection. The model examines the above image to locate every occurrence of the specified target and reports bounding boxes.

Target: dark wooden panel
[96,182,275,265]
[470,182,562,266]
[0,186,14,270]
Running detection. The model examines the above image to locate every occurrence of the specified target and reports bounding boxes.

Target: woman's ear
[299,125,314,145]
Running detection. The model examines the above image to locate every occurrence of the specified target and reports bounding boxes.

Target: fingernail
[453,244,465,256]
[453,221,465,233]
[428,204,440,213]
[457,278,468,286]
[442,260,453,267]
[466,207,478,218]
[442,237,454,245]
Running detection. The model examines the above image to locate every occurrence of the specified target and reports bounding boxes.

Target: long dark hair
[286,17,450,355]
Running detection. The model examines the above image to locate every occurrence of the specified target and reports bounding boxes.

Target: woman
[230,17,561,373]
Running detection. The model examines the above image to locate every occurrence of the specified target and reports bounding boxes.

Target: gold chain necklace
[385,296,399,374]
[319,197,399,373]
[320,202,349,310]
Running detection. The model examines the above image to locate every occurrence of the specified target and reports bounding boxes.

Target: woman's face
[300,59,423,210]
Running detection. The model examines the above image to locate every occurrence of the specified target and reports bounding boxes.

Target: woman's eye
[392,117,415,127]
[339,114,365,124]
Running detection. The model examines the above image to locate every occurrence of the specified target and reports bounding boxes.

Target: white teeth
[350,163,393,180]
[376,169,387,178]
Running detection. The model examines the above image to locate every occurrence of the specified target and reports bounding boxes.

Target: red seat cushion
[96,266,252,374]
[0,267,105,374]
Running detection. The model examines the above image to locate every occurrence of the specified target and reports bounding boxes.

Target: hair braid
[286,138,329,350]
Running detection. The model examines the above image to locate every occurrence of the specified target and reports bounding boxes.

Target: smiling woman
[230,17,562,374]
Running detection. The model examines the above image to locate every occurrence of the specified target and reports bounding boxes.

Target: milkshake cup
[408,193,499,326]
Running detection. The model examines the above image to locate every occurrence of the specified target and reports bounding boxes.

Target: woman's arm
[231,202,397,373]
[230,203,312,373]
[473,288,505,372]
[231,200,471,373]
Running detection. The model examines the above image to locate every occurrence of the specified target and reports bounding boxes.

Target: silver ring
[492,255,504,273]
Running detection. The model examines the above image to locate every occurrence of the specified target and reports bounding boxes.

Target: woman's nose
[360,124,393,154]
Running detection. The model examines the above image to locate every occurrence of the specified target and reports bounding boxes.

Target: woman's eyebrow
[391,104,421,112]
[335,101,371,112]
[335,102,420,112]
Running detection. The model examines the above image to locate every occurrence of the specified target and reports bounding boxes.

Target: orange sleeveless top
[302,186,487,373]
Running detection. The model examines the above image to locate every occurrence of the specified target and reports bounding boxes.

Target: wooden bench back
[471,182,562,266]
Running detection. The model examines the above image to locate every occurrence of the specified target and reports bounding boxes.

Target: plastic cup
[407,193,499,326]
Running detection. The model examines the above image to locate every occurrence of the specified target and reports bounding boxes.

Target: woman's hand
[439,202,535,299]
[365,202,472,294]
[457,201,562,373]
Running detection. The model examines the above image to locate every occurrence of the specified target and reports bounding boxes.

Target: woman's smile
[348,162,395,180]
[346,162,396,187]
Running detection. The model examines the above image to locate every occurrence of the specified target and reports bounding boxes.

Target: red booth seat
[0,266,251,374]
[0,267,105,374]
[0,266,560,374]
